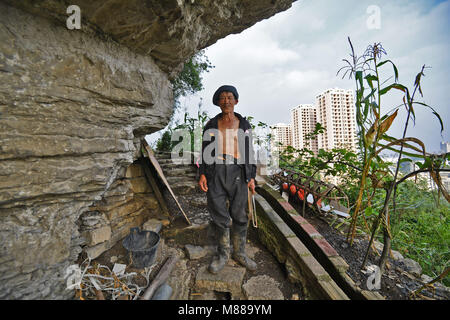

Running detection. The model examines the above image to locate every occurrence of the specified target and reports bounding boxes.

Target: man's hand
[199,174,208,192]
[247,178,256,195]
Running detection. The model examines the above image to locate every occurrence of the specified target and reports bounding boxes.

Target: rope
[248,188,258,228]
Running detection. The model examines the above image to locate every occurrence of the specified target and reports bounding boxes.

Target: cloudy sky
[151,0,450,154]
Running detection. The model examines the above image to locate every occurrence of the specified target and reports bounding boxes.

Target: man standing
[198,85,257,274]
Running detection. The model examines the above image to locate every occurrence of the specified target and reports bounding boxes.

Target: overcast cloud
[152,0,450,153]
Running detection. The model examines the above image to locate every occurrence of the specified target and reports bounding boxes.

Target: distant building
[269,88,357,161]
[270,123,292,154]
[440,141,450,153]
[291,104,319,155]
[316,88,356,152]
[441,172,450,191]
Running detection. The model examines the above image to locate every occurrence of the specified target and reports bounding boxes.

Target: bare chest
[217,118,240,157]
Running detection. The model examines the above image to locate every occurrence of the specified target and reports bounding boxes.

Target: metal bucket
[122,227,160,268]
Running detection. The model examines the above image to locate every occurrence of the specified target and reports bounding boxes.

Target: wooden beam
[139,155,170,218]
[142,140,191,225]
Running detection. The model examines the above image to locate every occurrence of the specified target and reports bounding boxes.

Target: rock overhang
[3,0,296,76]
[0,0,297,299]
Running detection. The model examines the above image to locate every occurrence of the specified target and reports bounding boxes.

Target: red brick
[292,214,308,225]
[300,223,321,238]
[280,201,294,212]
[314,238,338,257]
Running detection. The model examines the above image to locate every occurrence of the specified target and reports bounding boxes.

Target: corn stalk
[338,39,446,276]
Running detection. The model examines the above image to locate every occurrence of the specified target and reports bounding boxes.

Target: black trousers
[206,162,248,230]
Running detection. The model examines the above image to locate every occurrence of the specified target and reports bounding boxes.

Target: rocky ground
[85,153,449,300]
[158,188,304,300]
[86,180,449,300]
[85,173,304,300]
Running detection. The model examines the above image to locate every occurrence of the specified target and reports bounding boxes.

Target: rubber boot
[208,226,230,274]
[231,225,257,271]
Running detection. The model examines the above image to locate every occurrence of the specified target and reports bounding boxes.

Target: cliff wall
[0,0,294,299]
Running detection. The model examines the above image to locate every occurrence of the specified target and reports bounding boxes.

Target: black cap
[212,85,239,106]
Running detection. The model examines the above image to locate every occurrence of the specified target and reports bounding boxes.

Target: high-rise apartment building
[269,88,356,158]
[291,104,319,155]
[440,141,450,153]
[270,123,292,154]
[316,88,356,151]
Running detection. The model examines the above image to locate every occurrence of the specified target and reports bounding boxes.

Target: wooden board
[142,141,191,225]
[139,156,170,218]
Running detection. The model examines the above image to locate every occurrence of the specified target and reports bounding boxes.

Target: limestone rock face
[0,4,171,299]
[4,0,295,75]
[0,0,295,300]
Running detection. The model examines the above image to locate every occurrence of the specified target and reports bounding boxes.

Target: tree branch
[395,168,450,187]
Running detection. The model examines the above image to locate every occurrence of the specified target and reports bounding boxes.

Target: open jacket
[199,112,257,183]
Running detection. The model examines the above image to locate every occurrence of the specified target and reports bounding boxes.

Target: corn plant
[338,38,448,273]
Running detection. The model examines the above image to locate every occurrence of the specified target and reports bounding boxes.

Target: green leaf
[377,143,425,159]
[398,158,413,165]
[376,60,399,82]
[414,68,425,97]
[365,207,375,217]
[363,101,370,121]
[363,88,377,103]
[413,102,444,134]
[365,74,378,90]
[379,83,408,96]
[421,157,433,169]
[356,71,364,92]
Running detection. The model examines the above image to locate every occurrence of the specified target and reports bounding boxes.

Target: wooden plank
[139,156,170,218]
[142,140,191,225]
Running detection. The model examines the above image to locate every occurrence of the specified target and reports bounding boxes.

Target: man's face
[218,91,238,113]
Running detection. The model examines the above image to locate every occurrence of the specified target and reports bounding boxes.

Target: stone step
[162,167,197,177]
[166,174,197,185]
[194,265,246,300]
[167,180,198,194]
[156,151,199,160]
[154,152,199,163]
[156,158,194,166]
[154,151,172,159]
[173,186,197,195]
